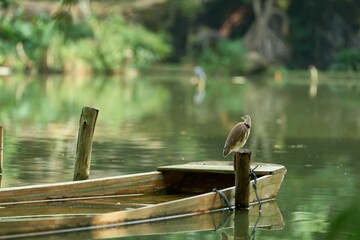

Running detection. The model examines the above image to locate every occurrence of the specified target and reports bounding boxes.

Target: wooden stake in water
[73,107,99,181]
[0,126,3,174]
[234,149,251,209]
[234,210,250,240]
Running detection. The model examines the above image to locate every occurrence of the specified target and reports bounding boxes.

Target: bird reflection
[191,66,206,104]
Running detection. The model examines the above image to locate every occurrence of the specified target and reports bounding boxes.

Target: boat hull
[0,161,286,237]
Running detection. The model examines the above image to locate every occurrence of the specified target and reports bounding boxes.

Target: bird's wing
[223,123,248,151]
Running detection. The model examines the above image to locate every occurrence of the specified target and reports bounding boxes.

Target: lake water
[0,67,359,239]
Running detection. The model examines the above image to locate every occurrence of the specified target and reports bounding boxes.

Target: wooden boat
[0,161,286,238]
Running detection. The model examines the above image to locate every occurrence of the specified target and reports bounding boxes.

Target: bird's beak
[241,117,245,120]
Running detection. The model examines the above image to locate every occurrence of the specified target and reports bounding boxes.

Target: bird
[193,66,206,82]
[223,115,251,157]
[309,65,319,98]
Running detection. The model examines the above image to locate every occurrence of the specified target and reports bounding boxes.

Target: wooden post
[234,210,249,240]
[0,126,3,175]
[234,149,251,209]
[73,107,99,181]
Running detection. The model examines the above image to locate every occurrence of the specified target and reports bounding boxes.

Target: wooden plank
[158,161,285,175]
[248,172,285,203]
[0,193,193,220]
[0,170,286,237]
[0,172,166,203]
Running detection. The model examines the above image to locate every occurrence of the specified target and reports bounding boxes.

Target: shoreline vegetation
[0,1,171,76]
[0,0,359,76]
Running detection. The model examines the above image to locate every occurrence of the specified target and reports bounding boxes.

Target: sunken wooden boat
[0,161,286,238]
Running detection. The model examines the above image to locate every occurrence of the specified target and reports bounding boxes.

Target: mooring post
[73,107,99,181]
[234,210,250,240]
[234,149,251,209]
[0,126,3,175]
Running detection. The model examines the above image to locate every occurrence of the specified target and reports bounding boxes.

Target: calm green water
[0,68,359,239]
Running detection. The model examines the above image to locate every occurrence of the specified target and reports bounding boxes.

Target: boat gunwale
[0,171,166,204]
[0,171,162,193]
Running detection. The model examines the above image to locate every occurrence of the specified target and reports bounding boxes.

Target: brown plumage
[223,115,251,157]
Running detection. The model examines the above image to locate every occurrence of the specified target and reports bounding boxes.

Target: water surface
[0,68,359,239]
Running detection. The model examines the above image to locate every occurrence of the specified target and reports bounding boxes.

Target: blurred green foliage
[288,0,359,69]
[0,4,170,73]
[62,15,171,73]
[198,39,247,75]
[330,48,360,71]
[169,0,203,21]
[326,197,360,240]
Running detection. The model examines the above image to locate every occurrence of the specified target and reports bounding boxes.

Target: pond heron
[223,115,251,157]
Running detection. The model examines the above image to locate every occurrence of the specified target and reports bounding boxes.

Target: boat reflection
[26,201,283,240]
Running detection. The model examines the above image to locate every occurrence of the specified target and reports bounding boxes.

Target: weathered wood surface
[73,107,99,181]
[0,171,166,203]
[234,151,251,209]
[0,193,189,220]
[0,168,286,237]
[158,161,285,175]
